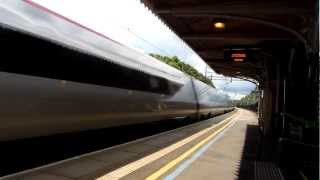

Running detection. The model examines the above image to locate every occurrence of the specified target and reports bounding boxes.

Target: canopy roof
[142,0,318,82]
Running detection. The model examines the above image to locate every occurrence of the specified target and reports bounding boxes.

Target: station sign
[231,53,246,62]
[224,49,249,63]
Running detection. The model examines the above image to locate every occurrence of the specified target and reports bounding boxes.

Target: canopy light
[213,22,225,29]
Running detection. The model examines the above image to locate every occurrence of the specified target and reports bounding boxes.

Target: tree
[235,89,259,107]
[150,53,215,87]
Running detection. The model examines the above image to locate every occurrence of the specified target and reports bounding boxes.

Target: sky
[32,0,256,99]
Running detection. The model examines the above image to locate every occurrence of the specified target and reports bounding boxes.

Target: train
[0,0,233,142]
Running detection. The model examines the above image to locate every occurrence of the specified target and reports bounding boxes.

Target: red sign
[231,53,246,62]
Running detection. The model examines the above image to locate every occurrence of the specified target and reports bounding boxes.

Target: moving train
[0,1,233,142]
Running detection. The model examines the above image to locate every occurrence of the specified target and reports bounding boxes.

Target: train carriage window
[149,77,160,89]
[0,26,180,95]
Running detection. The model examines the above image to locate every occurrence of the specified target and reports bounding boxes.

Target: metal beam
[207,60,265,69]
[197,51,224,59]
[154,2,312,15]
[182,33,292,41]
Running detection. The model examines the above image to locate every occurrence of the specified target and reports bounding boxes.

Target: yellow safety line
[145,113,237,180]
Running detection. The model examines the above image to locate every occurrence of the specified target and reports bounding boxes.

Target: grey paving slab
[173,110,257,180]
[19,173,72,180]
[143,134,180,147]
[46,158,109,179]
[121,143,159,154]
[121,109,256,180]
[88,150,138,165]
[121,139,196,180]
[121,112,239,180]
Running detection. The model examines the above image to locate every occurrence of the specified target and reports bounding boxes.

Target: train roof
[0,0,186,84]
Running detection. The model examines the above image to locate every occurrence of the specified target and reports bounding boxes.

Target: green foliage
[150,53,215,87]
[235,90,259,106]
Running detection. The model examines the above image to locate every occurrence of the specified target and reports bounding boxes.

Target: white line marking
[96,113,238,179]
[164,120,237,180]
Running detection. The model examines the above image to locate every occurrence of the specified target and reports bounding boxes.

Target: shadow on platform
[236,124,285,180]
[236,123,319,180]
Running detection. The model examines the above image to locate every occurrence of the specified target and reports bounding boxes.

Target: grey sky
[33,0,255,99]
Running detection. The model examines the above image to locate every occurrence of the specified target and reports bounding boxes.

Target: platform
[2,109,284,180]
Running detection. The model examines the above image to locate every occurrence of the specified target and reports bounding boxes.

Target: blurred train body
[0,0,233,141]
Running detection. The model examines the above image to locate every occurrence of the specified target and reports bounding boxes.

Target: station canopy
[141,0,317,83]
